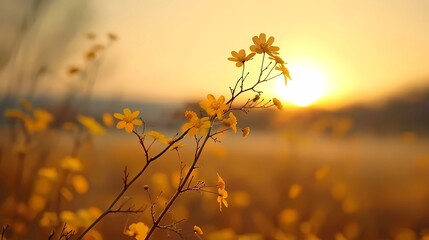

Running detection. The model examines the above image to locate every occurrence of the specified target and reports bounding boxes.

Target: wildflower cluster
[1,32,117,240]
[73,33,289,240]
[1,33,289,240]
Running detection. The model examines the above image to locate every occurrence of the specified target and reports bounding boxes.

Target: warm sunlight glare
[275,64,326,107]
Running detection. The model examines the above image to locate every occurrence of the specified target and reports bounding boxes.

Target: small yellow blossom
[60,211,78,231]
[217,174,228,211]
[227,49,256,67]
[38,168,58,181]
[29,194,47,212]
[222,112,238,133]
[241,127,250,137]
[102,113,114,126]
[77,115,105,135]
[194,225,204,235]
[170,141,184,151]
[181,111,211,137]
[124,222,148,240]
[199,94,229,120]
[252,94,260,102]
[72,175,89,194]
[273,98,283,110]
[24,108,54,133]
[250,33,280,56]
[40,212,58,227]
[185,110,196,120]
[145,130,169,144]
[269,55,285,65]
[61,156,83,172]
[275,64,292,85]
[114,108,143,133]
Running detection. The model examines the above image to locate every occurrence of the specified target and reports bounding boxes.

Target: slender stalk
[145,125,213,239]
[76,161,150,239]
[76,130,189,239]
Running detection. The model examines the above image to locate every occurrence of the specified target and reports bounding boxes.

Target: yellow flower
[38,168,58,181]
[77,115,105,136]
[273,98,283,110]
[145,130,169,144]
[222,112,238,133]
[250,33,280,56]
[24,108,54,133]
[124,222,148,240]
[241,127,250,137]
[114,108,143,133]
[227,49,256,67]
[269,55,285,65]
[217,174,228,211]
[170,141,184,151]
[275,64,292,85]
[194,225,203,235]
[102,113,114,126]
[181,111,211,136]
[61,156,83,172]
[252,94,260,102]
[40,212,58,227]
[199,94,229,120]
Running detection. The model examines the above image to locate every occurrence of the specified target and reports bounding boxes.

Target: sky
[1,0,429,109]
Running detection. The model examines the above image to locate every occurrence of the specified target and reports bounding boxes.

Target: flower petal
[132,119,143,126]
[123,108,131,116]
[125,123,134,133]
[131,110,140,118]
[259,33,266,43]
[252,35,260,45]
[113,113,124,120]
[207,94,215,102]
[266,36,275,46]
[116,121,126,129]
[238,49,245,57]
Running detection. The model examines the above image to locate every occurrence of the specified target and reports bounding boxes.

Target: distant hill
[271,86,429,136]
[2,86,429,136]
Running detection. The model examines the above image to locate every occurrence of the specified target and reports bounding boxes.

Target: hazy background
[1,0,429,109]
[1,1,429,240]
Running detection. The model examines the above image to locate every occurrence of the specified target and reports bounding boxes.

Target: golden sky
[3,0,429,109]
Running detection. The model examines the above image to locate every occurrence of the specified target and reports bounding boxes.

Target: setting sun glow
[275,64,326,107]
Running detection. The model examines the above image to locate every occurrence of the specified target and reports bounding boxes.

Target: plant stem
[145,126,213,239]
[76,130,188,239]
[76,161,150,239]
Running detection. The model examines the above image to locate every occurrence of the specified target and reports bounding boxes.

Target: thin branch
[1,225,8,240]
[144,123,214,239]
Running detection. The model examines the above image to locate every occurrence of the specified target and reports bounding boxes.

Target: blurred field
[2,126,429,239]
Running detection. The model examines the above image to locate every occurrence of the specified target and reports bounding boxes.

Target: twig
[1,225,8,240]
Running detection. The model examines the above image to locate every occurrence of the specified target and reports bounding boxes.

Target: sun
[274,64,327,107]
